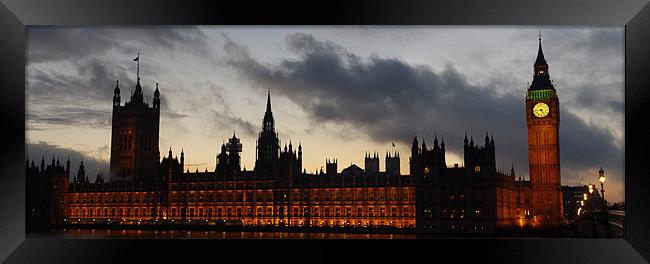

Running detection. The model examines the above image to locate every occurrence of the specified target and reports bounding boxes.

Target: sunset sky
[25,26,624,202]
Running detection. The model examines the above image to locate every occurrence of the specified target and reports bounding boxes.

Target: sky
[25,26,624,203]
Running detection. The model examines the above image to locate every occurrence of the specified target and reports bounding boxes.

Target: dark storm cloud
[27,58,186,130]
[572,83,624,114]
[27,27,214,63]
[26,141,110,183]
[27,58,130,104]
[26,27,213,130]
[223,33,622,179]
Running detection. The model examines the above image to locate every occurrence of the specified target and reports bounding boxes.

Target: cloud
[27,27,214,64]
[545,28,622,55]
[26,27,212,131]
[24,27,624,202]
[223,32,623,195]
[26,141,110,183]
[26,107,111,129]
[199,83,257,137]
[212,110,257,138]
[27,55,187,131]
[153,78,258,139]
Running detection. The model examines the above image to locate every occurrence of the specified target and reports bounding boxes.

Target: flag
[133,56,139,61]
[392,142,395,147]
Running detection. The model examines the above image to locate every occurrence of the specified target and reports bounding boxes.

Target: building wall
[411,136,532,232]
[109,82,160,183]
[63,181,415,228]
[26,160,69,230]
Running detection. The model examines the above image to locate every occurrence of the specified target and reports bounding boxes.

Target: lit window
[474,165,481,173]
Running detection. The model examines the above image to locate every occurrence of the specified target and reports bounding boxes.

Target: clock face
[533,102,550,118]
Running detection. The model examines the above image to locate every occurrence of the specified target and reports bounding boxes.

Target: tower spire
[535,31,547,67]
[266,89,272,113]
[114,80,120,94]
[529,31,555,92]
[262,89,275,132]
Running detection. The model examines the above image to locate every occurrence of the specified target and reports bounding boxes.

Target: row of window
[247,220,415,228]
[69,206,414,219]
[69,190,415,204]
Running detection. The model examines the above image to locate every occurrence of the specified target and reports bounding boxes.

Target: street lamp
[588,184,594,194]
[599,168,606,210]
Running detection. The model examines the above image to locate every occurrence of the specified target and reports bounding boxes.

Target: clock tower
[526,33,563,227]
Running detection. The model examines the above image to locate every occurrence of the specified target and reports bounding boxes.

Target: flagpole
[137,52,140,81]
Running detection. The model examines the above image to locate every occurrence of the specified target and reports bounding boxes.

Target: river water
[36,228,417,239]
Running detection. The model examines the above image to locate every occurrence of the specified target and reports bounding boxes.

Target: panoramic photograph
[24,26,624,238]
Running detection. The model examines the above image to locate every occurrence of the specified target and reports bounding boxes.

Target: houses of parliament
[26,36,563,233]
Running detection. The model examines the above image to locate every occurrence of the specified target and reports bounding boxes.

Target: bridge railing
[607,210,624,230]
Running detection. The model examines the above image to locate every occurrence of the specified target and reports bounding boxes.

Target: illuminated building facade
[525,34,563,227]
[28,88,416,228]
[26,40,566,232]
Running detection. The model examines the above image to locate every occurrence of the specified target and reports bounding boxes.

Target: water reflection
[39,229,416,239]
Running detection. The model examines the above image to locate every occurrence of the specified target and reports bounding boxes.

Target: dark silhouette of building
[365,152,379,175]
[254,91,280,180]
[526,33,563,227]
[385,151,400,176]
[109,56,160,183]
[216,133,243,179]
[73,160,87,184]
[25,157,69,231]
[341,164,364,178]
[325,159,337,175]
[411,133,530,232]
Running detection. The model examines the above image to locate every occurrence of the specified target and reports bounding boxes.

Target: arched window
[474,165,481,174]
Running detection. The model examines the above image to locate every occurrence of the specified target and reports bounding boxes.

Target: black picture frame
[1,0,649,263]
